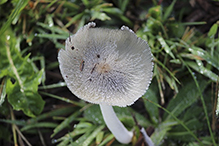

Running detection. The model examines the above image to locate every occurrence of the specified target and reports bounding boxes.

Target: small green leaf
[157,36,175,59]
[102,7,133,26]
[208,23,218,37]
[64,12,85,28]
[91,11,111,21]
[28,106,76,123]
[186,60,218,82]
[164,79,207,120]
[37,22,69,35]
[21,122,58,132]
[155,58,180,84]
[96,131,104,145]
[51,112,81,137]
[0,79,7,106]
[182,21,206,26]
[82,125,104,146]
[188,46,219,71]
[148,5,162,20]
[84,105,104,125]
[76,122,93,129]
[0,0,7,5]
[7,80,45,117]
[118,0,129,13]
[99,134,114,146]
[170,59,181,64]
[0,29,45,117]
[102,7,123,15]
[168,117,204,142]
[163,0,177,21]
[56,125,89,145]
[0,0,28,34]
[0,118,26,126]
[61,125,96,146]
[151,120,178,145]
[82,0,90,7]
[36,33,68,40]
[114,106,151,128]
[143,87,159,124]
[166,73,179,92]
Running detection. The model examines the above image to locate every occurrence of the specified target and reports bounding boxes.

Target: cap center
[96,63,111,74]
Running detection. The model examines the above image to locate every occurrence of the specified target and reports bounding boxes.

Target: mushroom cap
[58,22,153,107]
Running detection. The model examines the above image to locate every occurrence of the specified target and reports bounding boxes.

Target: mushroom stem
[99,103,133,144]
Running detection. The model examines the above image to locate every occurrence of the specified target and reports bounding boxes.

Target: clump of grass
[0,0,218,146]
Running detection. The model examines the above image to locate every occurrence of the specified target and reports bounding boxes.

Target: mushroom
[58,22,153,144]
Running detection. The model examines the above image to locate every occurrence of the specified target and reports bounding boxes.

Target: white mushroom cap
[58,22,153,107]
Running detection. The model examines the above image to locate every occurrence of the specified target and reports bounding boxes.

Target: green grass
[0,0,218,145]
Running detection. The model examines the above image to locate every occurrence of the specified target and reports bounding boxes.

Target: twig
[14,126,32,146]
[18,133,25,146]
[10,106,32,146]
[38,128,46,146]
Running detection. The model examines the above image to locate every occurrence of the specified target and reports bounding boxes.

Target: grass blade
[181,58,217,146]
[82,125,105,146]
[51,112,81,137]
[144,98,203,145]
[0,0,28,34]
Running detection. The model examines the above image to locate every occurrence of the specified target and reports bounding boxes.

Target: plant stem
[183,61,217,146]
[10,106,32,146]
[144,98,203,145]
[10,106,18,146]
[140,127,154,146]
[6,41,24,91]
[99,104,133,144]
